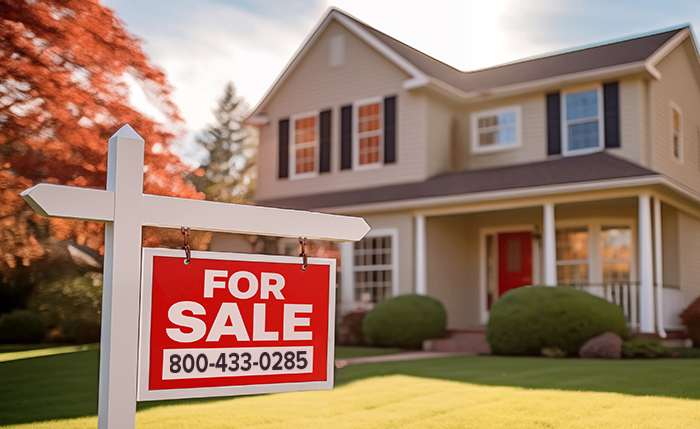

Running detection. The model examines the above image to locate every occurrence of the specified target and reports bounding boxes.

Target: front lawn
[1,346,699,428]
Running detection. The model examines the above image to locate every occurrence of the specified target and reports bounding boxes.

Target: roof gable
[248,8,427,120]
[248,8,693,120]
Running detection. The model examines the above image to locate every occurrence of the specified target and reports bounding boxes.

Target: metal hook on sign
[299,237,307,271]
[181,227,191,265]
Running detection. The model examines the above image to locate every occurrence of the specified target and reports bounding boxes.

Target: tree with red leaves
[0,0,206,278]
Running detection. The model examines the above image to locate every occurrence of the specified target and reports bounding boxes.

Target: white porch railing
[559,283,640,330]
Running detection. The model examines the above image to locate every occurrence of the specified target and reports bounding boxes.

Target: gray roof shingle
[257,153,658,210]
[354,13,684,93]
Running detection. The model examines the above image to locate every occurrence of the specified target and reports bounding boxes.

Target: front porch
[415,192,684,336]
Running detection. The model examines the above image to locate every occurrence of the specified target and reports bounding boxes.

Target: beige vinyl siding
[360,212,415,297]
[678,212,700,304]
[661,203,680,288]
[650,38,700,193]
[425,95,458,177]
[608,78,645,164]
[255,21,426,201]
[457,93,547,171]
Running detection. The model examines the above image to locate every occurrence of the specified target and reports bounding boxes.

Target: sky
[103,0,700,163]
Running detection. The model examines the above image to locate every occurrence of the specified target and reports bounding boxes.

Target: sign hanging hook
[181,227,191,265]
[299,237,308,271]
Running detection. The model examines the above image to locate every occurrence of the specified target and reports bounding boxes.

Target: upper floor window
[562,87,604,156]
[290,113,318,179]
[354,98,383,169]
[670,102,683,162]
[471,106,521,153]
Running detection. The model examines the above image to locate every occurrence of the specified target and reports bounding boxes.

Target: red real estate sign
[137,248,336,401]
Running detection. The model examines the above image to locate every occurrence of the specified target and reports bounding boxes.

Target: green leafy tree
[188,82,256,204]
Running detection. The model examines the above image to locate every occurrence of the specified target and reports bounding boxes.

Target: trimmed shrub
[487,286,628,356]
[0,310,47,343]
[680,296,700,347]
[337,311,368,346]
[579,332,623,359]
[28,272,102,344]
[363,295,447,348]
[622,337,668,358]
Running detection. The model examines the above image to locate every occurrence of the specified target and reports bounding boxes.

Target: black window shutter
[603,82,620,148]
[319,110,332,173]
[341,105,352,170]
[384,96,396,164]
[278,119,289,179]
[546,92,561,155]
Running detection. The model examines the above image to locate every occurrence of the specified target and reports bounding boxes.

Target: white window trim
[561,86,605,157]
[351,228,399,303]
[669,101,683,164]
[470,105,522,154]
[352,96,383,171]
[555,218,637,286]
[289,110,320,180]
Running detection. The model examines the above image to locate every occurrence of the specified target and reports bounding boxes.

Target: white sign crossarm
[21,185,370,241]
[21,184,115,222]
[143,194,369,241]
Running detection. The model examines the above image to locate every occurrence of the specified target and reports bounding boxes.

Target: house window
[601,226,631,283]
[670,103,683,162]
[556,227,589,285]
[291,113,318,178]
[471,106,521,153]
[354,98,382,169]
[562,88,604,155]
[556,222,633,285]
[353,233,395,303]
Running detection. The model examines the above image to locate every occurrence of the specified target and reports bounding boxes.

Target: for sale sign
[136,248,336,401]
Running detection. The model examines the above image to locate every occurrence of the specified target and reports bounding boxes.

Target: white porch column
[339,241,355,314]
[415,214,427,295]
[543,202,557,286]
[638,193,655,333]
[653,197,666,338]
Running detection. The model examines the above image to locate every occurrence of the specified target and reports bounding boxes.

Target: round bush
[0,310,47,343]
[363,295,447,348]
[486,286,628,356]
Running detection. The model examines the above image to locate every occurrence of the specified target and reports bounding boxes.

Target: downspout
[647,79,654,170]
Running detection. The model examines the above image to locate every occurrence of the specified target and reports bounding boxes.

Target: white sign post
[21,125,370,429]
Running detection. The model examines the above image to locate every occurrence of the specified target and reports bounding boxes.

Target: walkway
[335,351,472,368]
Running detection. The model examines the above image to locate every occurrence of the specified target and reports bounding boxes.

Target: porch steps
[423,329,491,354]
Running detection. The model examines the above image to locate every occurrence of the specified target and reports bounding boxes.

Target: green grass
[0,344,98,363]
[1,346,699,427]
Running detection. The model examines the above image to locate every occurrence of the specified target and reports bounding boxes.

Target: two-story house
[245,8,700,337]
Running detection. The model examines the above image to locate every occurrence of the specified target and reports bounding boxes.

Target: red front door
[498,232,533,296]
